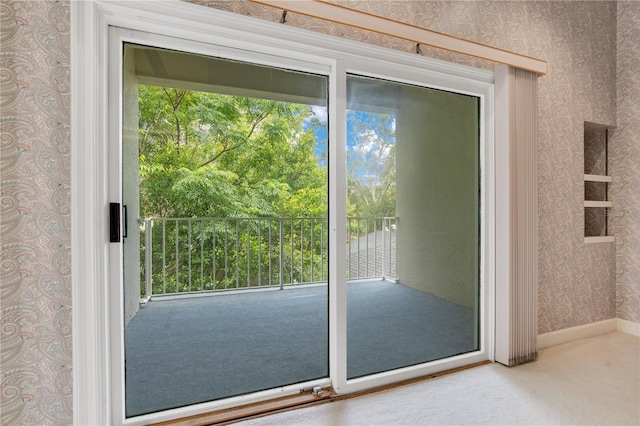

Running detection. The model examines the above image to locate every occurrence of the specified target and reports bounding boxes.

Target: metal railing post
[310,218,314,283]
[188,219,192,292]
[175,219,179,293]
[382,218,387,279]
[145,218,152,299]
[235,220,239,289]
[162,220,166,295]
[279,218,284,290]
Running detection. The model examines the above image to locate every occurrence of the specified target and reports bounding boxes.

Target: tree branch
[196,106,273,169]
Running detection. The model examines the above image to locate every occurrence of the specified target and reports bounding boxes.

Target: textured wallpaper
[0,1,72,424]
[0,0,633,424]
[610,2,640,323]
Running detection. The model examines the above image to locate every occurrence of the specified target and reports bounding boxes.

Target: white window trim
[71,1,497,425]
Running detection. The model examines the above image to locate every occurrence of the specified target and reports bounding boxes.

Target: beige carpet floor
[236,331,639,425]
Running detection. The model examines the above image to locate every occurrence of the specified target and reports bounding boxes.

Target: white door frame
[71,1,497,425]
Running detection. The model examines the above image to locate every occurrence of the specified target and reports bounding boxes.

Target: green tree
[137,85,328,294]
[138,86,327,219]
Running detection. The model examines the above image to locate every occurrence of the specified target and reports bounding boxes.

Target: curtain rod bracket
[280,10,287,24]
[416,43,422,55]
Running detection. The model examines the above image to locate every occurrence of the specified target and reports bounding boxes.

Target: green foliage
[138,86,327,219]
[137,85,329,295]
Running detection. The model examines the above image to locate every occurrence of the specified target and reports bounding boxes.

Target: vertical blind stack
[496,66,539,366]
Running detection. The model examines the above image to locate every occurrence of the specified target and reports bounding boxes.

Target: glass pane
[122,44,329,417]
[346,75,480,379]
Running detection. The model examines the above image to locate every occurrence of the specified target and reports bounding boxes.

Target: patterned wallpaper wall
[610,2,640,323]
[0,0,633,424]
[1,1,72,425]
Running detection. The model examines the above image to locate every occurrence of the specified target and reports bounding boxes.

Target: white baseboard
[617,318,640,337]
[537,319,618,350]
[537,318,640,349]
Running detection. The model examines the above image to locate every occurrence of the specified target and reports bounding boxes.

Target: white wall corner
[537,319,618,350]
[617,319,640,337]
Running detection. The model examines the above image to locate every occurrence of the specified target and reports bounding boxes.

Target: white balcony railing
[140,216,396,299]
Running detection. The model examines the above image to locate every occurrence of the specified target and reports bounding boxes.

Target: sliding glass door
[121,44,330,417]
[109,25,490,423]
[345,76,480,379]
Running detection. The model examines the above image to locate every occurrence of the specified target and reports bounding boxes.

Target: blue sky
[305,106,396,181]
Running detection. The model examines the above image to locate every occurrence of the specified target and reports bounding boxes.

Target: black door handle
[110,203,121,242]
[122,205,128,239]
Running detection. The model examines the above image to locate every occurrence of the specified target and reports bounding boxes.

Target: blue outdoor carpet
[124,280,476,417]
